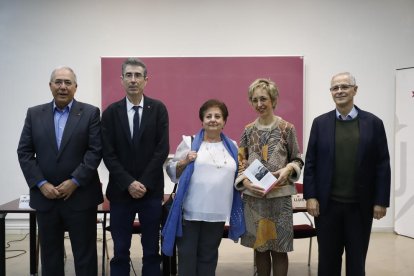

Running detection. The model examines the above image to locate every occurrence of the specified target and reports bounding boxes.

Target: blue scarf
[161,129,245,256]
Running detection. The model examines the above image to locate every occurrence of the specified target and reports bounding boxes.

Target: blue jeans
[109,197,162,276]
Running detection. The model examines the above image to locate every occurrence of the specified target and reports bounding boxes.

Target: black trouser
[315,201,372,276]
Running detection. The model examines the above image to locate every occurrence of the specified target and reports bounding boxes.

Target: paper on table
[18,194,31,209]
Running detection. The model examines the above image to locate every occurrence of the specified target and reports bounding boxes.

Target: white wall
[394,68,414,237]
[1,0,413,230]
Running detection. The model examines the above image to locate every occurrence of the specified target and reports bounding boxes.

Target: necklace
[205,143,228,169]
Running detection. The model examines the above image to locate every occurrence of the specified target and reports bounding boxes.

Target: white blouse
[166,136,237,222]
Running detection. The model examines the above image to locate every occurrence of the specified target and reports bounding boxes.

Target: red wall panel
[101,56,304,153]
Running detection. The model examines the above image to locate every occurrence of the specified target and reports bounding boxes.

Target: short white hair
[331,72,356,86]
[50,66,77,83]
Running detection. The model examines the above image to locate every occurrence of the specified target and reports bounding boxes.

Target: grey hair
[121,58,147,77]
[331,72,356,86]
[50,66,77,84]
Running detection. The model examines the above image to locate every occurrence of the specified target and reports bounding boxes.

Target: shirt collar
[53,100,73,112]
[336,106,358,119]
[126,96,144,111]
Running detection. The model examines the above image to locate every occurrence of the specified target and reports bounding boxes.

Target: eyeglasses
[330,85,355,92]
[251,96,270,104]
[124,72,145,80]
[53,79,74,87]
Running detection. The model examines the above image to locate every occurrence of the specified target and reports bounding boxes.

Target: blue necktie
[133,106,140,142]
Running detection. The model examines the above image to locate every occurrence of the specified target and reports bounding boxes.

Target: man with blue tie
[17,66,103,276]
[304,72,391,276]
[102,58,169,275]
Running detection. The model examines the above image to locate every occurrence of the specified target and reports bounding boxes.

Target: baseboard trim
[3,219,394,233]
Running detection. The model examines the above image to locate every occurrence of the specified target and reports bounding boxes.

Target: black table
[0,198,110,276]
[0,196,176,276]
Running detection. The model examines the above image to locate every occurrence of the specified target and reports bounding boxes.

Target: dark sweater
[331,117,359,203]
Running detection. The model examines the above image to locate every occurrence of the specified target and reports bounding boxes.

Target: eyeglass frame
[329,84,355,92]
[53,79,74,87]
[251,95,271,105]
[123,72,146,80]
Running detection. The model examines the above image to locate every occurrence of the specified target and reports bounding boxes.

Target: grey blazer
[17,99,103,211]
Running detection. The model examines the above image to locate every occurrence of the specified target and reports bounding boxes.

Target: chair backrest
[295,182,303,193]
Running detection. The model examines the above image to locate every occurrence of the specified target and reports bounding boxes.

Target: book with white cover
[243,159,278,194]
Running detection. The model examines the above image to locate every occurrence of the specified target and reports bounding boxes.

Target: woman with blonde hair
[236,79,303,276]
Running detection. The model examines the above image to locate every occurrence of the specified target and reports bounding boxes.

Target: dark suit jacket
[17,100,103,211]
[303,106,391,219]
[102,96,169,202]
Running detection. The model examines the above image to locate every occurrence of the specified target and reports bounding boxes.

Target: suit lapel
[116,98,134,146]
[356,108,367,169]
[57,100,82,158]
[327,110,336,164]
[41,102,59,154]
[135,96,152,143]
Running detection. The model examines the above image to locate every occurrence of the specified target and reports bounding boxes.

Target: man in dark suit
[102,58,169,276]
[17,66,103,276]
[303,72,391,276]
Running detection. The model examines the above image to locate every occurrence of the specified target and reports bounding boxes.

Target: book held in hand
[243,159,278,194]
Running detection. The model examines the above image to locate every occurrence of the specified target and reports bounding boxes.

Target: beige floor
[4,232,414,275]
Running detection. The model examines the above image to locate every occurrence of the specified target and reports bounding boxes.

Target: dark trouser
[315,200,373,276]
[37,202,98,276]
[109,197,162,276]
[177,220,225,276]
